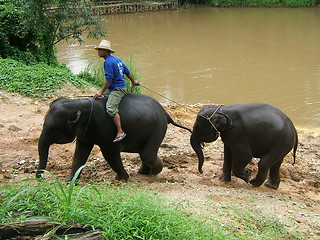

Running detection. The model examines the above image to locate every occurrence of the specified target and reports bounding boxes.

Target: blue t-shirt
[104,55,130,91]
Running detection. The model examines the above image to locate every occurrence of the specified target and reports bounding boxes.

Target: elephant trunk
[190,134,204,174]
[37,132,51,178]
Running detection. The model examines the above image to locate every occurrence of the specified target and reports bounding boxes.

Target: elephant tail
[165,112,192,133]
[292,129,298,166]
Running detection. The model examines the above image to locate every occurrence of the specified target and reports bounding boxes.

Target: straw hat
[94,39,115,53]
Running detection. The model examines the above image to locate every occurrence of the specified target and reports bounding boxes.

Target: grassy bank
[0,58,90,97]
[0,174,227,239]
[0,58,141,98]
[0,172,305,239]
[209,0,319,7]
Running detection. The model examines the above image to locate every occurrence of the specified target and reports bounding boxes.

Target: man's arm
[93,79,111,100]
[126,73,140,86]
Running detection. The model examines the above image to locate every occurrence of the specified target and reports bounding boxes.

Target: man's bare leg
[112,113,126,142]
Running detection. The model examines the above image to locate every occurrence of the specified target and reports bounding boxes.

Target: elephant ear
[212,113,232,132]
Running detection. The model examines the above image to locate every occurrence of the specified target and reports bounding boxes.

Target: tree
[0,1,40,62]
[1,0,106,64]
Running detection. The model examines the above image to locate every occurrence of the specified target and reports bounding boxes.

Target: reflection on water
[57,6,320,129]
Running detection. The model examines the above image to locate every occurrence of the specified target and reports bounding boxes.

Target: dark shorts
[104,87,127,117]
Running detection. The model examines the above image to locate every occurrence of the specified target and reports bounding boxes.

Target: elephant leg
[219,144,232,182]
[100,148,129,180]
[139,152,163,175]
[250,148,284,187]
[67,140,94,181]
[139,144,163,175]
[138,136,164,175]
[138,162,151,175]
[231,148,252,183]
[265,160,283,189]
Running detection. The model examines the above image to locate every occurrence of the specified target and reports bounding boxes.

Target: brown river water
[57,6,320,130]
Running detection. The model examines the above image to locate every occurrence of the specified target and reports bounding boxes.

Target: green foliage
[0,1,42,62]
[1,0,106,64]
[282,0,317,7]
[77,61,105,88]
[0,173,307,239]
[1,165,98,221]
[0,175,228,239]
[0,58,89,97]
[209,0,319,7]
[0,56,143,97]
[123,56,142,94]
[77,56,142,94]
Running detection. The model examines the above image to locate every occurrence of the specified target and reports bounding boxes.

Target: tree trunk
[0,218,103,239]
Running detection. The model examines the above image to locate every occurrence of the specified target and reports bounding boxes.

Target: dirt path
[0,89,319,237]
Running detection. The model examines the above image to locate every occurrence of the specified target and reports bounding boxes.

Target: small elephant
[190,103,298,189]
[37,93,191,180]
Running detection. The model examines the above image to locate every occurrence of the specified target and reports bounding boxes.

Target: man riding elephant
[93,39,140,143]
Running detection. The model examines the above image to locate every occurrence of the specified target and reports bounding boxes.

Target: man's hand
[93,91,103,100]
[132,80,140,86]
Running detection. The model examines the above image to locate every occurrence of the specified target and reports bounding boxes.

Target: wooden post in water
[93,0,178,15]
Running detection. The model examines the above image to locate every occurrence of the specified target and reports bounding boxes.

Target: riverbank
[93,0,178,15]
[91,0,319,15]
[0,88,319,237]
[209,0,320,7]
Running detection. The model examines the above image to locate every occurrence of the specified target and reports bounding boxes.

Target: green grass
[0,168,307,239]
[0,170,228,239]
[0,58,91,97]
[0,57,141,98]
[77,56,142,94]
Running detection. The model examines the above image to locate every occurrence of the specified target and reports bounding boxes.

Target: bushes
[0,1,43,63]
[1,0,105,65]
[209,0,319,7]
[0,175,225,239]
[0,57,141,97]
[0,58,88,97]
[77,56,142,94]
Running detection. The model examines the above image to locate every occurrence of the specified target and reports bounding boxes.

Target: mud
[0,88,319,236]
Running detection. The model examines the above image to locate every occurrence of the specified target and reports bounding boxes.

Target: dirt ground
[0,88,319,237]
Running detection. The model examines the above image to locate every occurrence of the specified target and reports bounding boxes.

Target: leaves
[1,0,106,64]
[0,58,88,97]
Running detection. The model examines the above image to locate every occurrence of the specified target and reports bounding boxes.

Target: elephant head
[37,98,82,178]
[190,105,232,173]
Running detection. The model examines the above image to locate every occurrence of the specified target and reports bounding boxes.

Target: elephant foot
[150,165,163,175]
[233,169,252,183]
[65,175,74,182]
[139,161,163,176]
[219,173,231,182]
[115,174,129,181]
[65,175,81,185]
[250,178,264,188]
[241,169,252,183]
[138,165,151,175]
[36,170,44,179]
[264,180,280,190]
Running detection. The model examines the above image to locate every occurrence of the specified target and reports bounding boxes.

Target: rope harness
[140,84,222,137]
[81,98,94,139]
[139,84,222,136]
[200,105,222,137]
[75,84,224,137]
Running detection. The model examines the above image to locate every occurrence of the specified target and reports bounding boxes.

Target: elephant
[190,103,298,189]
[37,92,191,181]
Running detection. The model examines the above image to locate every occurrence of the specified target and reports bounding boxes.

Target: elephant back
[119,93,168,145]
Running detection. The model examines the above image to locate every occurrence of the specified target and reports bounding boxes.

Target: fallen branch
[0,218,103,239]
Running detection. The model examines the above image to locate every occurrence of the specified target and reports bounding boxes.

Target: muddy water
[57,6,320,129]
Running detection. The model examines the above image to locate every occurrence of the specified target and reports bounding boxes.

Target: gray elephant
[190,103,298,189]
[37,93,191,180]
